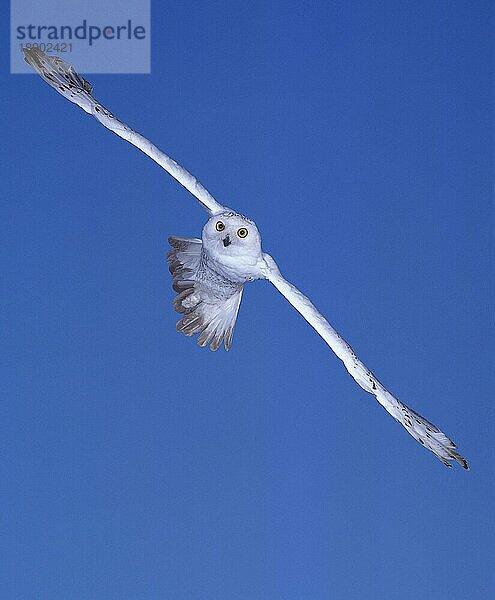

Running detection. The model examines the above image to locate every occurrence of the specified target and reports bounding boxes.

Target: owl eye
[237,227,248,238]
[215,221,225,232]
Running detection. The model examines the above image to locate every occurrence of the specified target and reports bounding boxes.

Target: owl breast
[202,246,264,284]
[196,252,244,294]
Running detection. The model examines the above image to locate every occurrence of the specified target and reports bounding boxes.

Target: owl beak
[222,234,231,247]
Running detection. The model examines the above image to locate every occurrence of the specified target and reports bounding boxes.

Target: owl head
[202,212,263,268]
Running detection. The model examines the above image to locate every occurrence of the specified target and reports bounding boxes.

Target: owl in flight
[23,48,468,469]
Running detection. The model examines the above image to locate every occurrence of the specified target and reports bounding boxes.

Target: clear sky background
[2,2,493,599]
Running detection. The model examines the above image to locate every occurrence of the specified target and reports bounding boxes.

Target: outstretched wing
[22,47,225,216]
[167,237,243,351]
[261,254,468,469]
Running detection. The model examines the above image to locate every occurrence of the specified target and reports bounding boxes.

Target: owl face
[202,212,263,267]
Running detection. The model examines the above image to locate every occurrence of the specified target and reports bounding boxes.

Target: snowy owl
[23,48,468,469]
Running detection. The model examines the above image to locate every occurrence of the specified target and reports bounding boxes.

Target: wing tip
[439,450,469,470]
[455,455,470,470]
[22,46,41,69]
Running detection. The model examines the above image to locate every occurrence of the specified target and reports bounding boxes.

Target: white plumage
[23,48,469,469]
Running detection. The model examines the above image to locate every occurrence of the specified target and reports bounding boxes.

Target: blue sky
[2,2,493,598]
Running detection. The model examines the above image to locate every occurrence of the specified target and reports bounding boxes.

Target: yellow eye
[215,221,225,232]
[237,227,248,238]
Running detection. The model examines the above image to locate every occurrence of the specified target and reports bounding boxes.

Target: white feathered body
[167,212,266,351]
[23,46,469,469]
